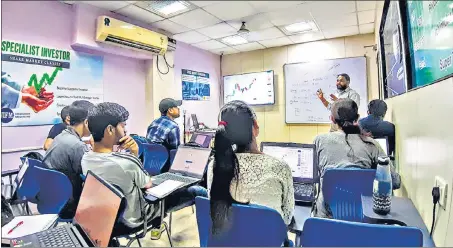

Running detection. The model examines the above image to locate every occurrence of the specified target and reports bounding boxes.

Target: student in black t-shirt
[43,106,70,151]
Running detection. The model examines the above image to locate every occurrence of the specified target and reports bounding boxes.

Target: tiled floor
[118,206,296,247]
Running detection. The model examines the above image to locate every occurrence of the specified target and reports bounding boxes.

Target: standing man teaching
[317,73,360,131]
[316,73,361,110]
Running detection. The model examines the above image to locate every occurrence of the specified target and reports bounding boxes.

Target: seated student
[312,99,401,218]
[43,105,70,151]
[207,100,295,234]
[82,102,179,239]
[359,99,395,155]
[146,98,182,151]
[43,100,94,219]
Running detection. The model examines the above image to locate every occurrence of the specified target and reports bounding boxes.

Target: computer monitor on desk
[260,142,318,183]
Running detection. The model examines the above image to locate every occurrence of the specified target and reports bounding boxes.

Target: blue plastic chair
[302,217,423,247]
[34,166,72,215]
[195,197,290,247]
[169,149,177,165]
[131,135,148,159]
[142,144,169,175]
[322,168,376,222]
[16,158,43,203]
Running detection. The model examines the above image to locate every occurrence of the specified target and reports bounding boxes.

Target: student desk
[361,196,435,247]
[289,203,312,247]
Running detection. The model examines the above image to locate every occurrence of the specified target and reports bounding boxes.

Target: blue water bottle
[372,156,392,215]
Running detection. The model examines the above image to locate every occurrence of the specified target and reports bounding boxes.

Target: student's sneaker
[150,223,165,240]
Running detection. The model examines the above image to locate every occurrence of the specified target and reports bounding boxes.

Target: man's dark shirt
[359,115,395,155]
[47,123,67,139]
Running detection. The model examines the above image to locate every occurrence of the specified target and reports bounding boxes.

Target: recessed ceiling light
[221,35,248,45]
[280,21,318,35]
[135,1,194,18]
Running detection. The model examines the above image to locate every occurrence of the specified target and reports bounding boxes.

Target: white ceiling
[63,1,377,55]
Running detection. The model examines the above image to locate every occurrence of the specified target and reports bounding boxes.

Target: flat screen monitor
[223,70,275,105]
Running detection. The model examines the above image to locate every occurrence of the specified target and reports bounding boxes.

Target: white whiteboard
[284,57,368,124]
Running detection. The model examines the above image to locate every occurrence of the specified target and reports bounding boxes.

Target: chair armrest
[2,168,20,177]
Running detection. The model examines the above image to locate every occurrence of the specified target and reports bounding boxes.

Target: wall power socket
[435,176,449,210]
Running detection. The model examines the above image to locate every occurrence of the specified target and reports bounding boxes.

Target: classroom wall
[374,2,453,246]
[221,33,378,145]
[174,42,221,128]
[1,1,221,171]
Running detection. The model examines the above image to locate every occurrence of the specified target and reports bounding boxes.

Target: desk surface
[362,196,435,247]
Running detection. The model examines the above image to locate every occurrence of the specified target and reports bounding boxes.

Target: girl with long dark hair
[207,100,294,235]
[313,99,401,217]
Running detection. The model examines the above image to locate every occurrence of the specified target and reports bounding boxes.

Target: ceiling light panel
[135,1,195,18]
[280,21,318,35]
[221,35,249,46]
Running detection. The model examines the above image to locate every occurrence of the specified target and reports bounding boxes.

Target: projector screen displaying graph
[223,70,275,105]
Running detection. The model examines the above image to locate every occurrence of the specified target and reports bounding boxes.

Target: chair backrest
[16,158,43,202]
[302,217,423,247]
[34,166,72,215]
[142,144,169,175]
[131,135,148,158]
[322,168,376,222]
[195,197,287,247]
[169,149,177,165]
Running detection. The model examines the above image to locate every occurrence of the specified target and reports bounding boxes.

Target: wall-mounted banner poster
[181,69,210,101]
[1,40,104,126]
[406,1,453,88]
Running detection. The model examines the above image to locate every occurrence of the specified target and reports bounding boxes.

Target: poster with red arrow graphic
[1,40,104,126]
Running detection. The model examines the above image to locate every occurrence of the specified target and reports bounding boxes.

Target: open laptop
[151,146,211,187]
[9,158,30,200]
[188,132,213,148]
[375,137,389,155]
[261,142,318,202]
[12,171,125,248]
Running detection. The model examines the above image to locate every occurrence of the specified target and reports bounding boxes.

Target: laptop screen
[262,145,315,181]
[375,138,389,155]
[74,172,122,247]
[170,146,211,179]
[189,133,212,148]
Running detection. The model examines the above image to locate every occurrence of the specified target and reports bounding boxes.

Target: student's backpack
[22,151,44,162]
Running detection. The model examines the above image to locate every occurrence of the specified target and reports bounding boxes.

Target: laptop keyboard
[294,183,314,200]
[153,173,198,185]
[37,225,81,247]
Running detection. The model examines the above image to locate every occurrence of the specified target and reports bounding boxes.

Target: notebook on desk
[261,142,318,203]
[1,214,58,244]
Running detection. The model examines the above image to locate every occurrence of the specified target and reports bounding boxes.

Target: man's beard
[337,84,347,90]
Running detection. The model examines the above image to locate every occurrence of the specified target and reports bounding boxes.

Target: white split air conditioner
[96,16,176,55]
